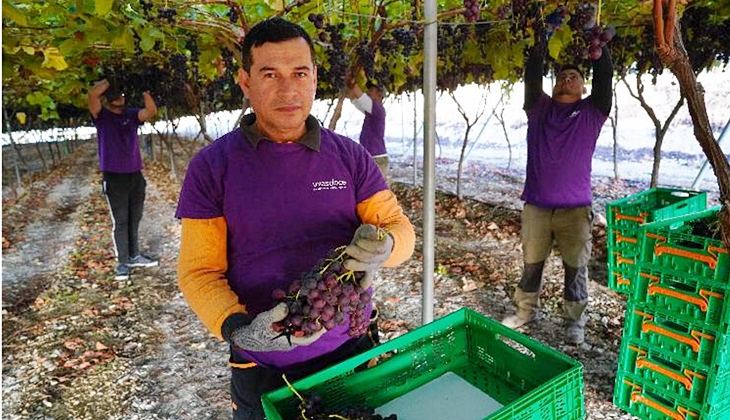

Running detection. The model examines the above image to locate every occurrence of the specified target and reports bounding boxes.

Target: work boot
[566,322,585,345]
[502,288,541,329]
[564,299,588,345]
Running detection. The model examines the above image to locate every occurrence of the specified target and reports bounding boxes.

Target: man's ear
[582,86,587,94]
[238,68,249,97]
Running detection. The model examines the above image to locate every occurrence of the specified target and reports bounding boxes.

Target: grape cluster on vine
[169,53,189,83]
[157,7,177,24]
[308,13,325,30]
[568,2,597,32]
[138,0,153,16]
[462,0,481,23]
[227,7,238,23]
[294,393,398,420]
[356,40,376,80]
[320,23,349,91]
[270,245,375,343]
[585,25,615,60]
[544,5,568,38]
[391,28,416,57]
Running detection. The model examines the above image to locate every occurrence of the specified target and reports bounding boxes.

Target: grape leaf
[42,48,69,71]
[2,2,28,26]
[94,0,114,16]
[548,26,573,60]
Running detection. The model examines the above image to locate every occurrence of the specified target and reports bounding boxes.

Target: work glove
[230,303,326,352]
[343,224,393,290]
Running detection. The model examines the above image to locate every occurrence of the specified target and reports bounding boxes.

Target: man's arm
[137,91,158,122]
[177,217,248,340]
[590,46,613,115]
[345,82,363,100]
[345,81,374,115]
[524,36,547,112]
[88,79,109,119]
[355,189,415,267]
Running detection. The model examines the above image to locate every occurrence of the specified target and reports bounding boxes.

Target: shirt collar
[240,114,321,152]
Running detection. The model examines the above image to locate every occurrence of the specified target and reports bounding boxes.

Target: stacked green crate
[606,188,707,295]
[614,206,730,419]
[263,308,585,420]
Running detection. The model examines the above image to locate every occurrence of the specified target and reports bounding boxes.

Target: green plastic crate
[614,369,730,420]
[617,338,710,406]
[606,188,707,230]
[606,188,707,295]
[622,302,726,369]
[638,207,730,287]
[632,267,729,330]
[261,308,584,420]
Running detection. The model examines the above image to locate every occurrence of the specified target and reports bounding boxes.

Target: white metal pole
[422,0,437,325]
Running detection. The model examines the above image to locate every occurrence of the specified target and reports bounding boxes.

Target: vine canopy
[2,0,729,128]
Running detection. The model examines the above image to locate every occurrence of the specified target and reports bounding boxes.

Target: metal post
[422,0,437,325]
[413,92,418,184]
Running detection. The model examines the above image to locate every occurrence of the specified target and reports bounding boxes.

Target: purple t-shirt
[175,116,387,369]
[359,100,387,157]
[521,93,608,208]
[93,108,143,173]
[94,108,142,173]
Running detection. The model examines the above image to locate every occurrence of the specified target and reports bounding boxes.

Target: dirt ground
[1,139,662,419]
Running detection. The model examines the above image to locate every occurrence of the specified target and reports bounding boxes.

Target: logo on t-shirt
[569,110,581,119]
[312,178,348,191]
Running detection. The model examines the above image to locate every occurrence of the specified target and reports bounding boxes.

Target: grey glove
[230,303,326,352]
[343,224,393,289]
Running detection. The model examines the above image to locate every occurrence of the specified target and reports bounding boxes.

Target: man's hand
[230,303,326,352]
[343,224,393,289]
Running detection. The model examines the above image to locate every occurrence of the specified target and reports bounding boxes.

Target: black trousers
[230,332,377,420]
[102,171,146,264]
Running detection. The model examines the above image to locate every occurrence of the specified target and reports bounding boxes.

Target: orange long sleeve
[356,189,415,267]
[177,217,246,339]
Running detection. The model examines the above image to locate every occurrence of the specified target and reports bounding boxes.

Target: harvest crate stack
[610,205,730,420]
[263,308,585,420]
[606,188,707,295]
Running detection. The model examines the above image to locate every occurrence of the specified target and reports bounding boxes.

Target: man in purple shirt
[501,31,613,345]
[88,79,159,281]
[175,18,414,420]
[346,79,389,179]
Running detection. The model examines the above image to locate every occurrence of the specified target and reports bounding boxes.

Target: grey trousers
[514,204,593,322]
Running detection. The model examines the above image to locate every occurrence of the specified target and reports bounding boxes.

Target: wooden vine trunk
[654,0,730,248]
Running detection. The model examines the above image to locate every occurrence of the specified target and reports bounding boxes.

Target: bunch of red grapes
[271,246,374,341]
[585,25,616,59]
[462,0,481,22]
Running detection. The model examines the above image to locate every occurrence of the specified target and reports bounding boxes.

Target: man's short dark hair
[241,17,315,73]
[558,64,584,80]
[104,86,124,101]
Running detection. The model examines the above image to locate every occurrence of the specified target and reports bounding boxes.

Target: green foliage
[2,0,729,126]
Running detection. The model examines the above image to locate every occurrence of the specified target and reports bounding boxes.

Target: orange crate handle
[654,243,716,269]
[615,253,635,265]
[615,210,647,223]
[636,356,706,391]
[615,272,631,286]
[641,322,714,353]
[614,230,639,244]
[648,284,709,312]
[631,392,699,420]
